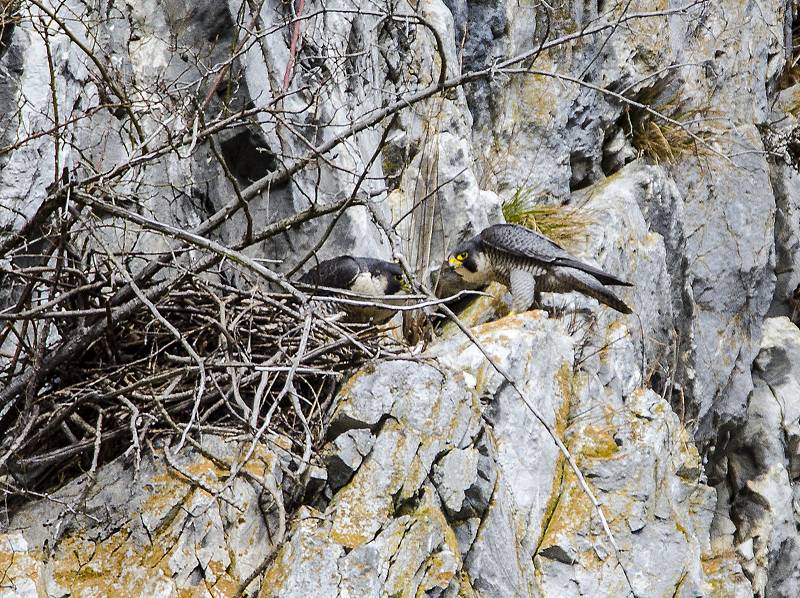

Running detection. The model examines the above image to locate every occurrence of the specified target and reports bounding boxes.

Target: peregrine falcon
[298,256,406,324]
[447,224,632,314]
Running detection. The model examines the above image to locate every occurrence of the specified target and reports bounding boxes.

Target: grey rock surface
[4,0,800,596]
[258,312,747,597]
[458,0,782,441]
[713,317,800,598]
[2,435,292,596]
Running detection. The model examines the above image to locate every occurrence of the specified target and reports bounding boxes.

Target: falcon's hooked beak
[448,256,462,268]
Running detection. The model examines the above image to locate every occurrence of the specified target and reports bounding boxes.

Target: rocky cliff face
[2,0,800,596]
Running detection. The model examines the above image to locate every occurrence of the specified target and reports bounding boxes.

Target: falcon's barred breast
[447,223,633,314]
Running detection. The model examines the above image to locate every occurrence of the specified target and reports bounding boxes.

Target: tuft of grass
[502,189,591,245]
[630,107,718,165]
[632,119,704,164]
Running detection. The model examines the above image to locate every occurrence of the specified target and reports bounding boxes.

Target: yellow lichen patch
[674,518,690,541]
[183,457,225,480]
[438,283,509,338]
[454,569,480,597]
[577,424,620,461]
[474,310,529,337]
[555,362,578,429]
[536,366,587,531]
[330,484,390,548]
[533,453,567,556]
[206,561,239,597]
[701,551,749,597]
[386,492,461,595]
[642,231,660,246]
[423,550,458,589]
[533,363,577,552]
[536,467,595,554]
[52,524,176,597]
[0,534,45,596]
[141,446,238,519]
[331,364,376,404]
[240,443,278,480]
[259,547,291,596]
[399,451,429,502]
[142,469,195,517]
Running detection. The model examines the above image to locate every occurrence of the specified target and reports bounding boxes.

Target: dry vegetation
[502,188,591,245]
[631,112,716,164]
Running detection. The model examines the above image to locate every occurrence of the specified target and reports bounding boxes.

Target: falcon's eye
[393,273,402,281]
[456,252,468,261]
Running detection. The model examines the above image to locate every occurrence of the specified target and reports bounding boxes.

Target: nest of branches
[0,261,402,509]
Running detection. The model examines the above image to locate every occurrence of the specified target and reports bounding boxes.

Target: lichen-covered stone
[3,436,289,597]
[267,313,747,597]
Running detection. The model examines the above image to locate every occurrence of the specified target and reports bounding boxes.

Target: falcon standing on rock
[298,256,407,324]
[446,223,632,314]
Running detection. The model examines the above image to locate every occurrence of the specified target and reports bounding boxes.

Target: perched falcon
[298,256,406,324]
[447,224,632,314]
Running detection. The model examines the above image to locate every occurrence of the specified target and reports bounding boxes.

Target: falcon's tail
[563,269,633,314]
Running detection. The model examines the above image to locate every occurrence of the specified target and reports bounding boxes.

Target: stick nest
[0,271,401,509]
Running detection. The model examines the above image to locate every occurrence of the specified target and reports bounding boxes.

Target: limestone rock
[266,313,747,597]
[2,436,291,597]
[716,317,800,598]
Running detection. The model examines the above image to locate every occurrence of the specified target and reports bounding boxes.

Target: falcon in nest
[298,256,407,324]
[447,223,633,314]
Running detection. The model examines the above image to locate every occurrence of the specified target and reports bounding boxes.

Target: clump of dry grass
[502,188,592,245]
[622,79,719,164]
[631,112,716,165]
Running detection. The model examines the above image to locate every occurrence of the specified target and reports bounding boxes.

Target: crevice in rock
[466,474,500,546]
[759,119,800,323]
[0,1,20,59]
[218,129,277,186]
[568,149,596,191]
[441,0,509,130]
[532,447,567,559]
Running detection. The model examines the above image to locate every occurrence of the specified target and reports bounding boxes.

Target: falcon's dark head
[356,258,406,296]
[447,236,492,284]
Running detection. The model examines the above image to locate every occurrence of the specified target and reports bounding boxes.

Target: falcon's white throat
[350,272,386,296]
[455,252,493,285]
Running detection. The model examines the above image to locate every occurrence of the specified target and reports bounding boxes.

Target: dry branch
[0,266,401,506]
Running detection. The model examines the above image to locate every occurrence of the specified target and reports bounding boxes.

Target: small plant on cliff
[502,188,591,245]
[623,80,719,165]
[631,111,717,165]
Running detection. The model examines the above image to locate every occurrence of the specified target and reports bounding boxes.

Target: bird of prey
[298,256,407,324]
[446,223,632,314]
